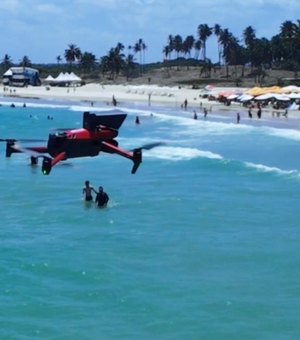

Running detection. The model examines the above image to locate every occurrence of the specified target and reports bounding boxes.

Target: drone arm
[102,141,142,174]
[52,152,66,167]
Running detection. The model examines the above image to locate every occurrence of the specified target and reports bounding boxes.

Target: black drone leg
[30,156,38,166]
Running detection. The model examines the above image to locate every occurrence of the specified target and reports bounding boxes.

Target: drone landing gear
[41,152,66,175]
[42,157,52,175]
[131,149,142,174]
[30,156,38,166]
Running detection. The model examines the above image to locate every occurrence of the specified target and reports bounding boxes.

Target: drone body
[2,111,160,175]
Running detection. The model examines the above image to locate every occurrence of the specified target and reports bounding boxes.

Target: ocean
[0,97,299,339]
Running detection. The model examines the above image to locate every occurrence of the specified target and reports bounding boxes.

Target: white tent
[52,72,81,86]
[3,69,13,76]
[70,72,81,82]
[44,75,55,83]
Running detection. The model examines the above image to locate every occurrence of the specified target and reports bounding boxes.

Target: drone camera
[42,157,52,175]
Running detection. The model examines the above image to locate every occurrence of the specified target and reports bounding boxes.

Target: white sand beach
[1,83,213,107]
[1,83,299,121]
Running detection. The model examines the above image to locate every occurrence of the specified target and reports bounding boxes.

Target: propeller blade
[132,142,166,151]
[52,128,76,132]
[0,139,15,142]
[0,138,46,143]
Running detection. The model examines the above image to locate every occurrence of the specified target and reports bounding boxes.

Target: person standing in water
[95,186,109,208]
[82,180,97,202]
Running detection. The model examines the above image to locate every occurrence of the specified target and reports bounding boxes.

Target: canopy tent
[44,75,55,82]
[44,72,82,86]
[3,69,13,76]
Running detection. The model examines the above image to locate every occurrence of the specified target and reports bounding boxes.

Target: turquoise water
[0,98,299,339]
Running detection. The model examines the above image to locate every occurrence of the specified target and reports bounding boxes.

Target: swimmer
[82,180,97,202]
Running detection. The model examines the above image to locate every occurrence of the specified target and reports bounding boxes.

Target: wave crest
[145,146,223,161]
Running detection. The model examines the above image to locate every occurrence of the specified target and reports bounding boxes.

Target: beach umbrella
[280,85,300,93]
[204,84,215,91]
[245,86,262,96]
[273,94,291,101]
[227,94,239,100]
[254,93,276,100]
[237,94,253,102]
[287,92,300,99]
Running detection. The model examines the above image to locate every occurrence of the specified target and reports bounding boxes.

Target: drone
[1,111,163,175]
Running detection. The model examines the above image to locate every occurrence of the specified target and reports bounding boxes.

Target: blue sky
[0,0,299,64]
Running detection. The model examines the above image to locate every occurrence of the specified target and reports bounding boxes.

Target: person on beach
[248,108,252,118]
[193,111,198,120]
[95,186,109,208]
[112,95,117,106]
[257,107,262,118]
[148,93,152,106]
[135,116,140,124]
[237,112,240,124]
[184,98,188,110]
[82,180,97,202]
[203,107,208,118]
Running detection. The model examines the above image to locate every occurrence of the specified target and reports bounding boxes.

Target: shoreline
[1,83,299,125]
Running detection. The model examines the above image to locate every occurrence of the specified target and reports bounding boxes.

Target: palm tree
[167,35,174,59]
[100,44,125,80]
[251,38,271,68]
[182,35,195,70]
[213,24,223,65]
[1,54,13,70]
[139,38,147,68]
[173,34,183,70]
[194,39,201,60]
[243,26,256,68]
[270,34,285,66]
[280,20,297,67]
[133,39,146,74]
[219,28,234,78]
[162,45,171,61]
[182,35,195,59]
[124,53,136,80]
[56,55,62,64]
[19,55,32,67]
[197,24,212,60]
[64,44,82,69]
[80,52,97,73]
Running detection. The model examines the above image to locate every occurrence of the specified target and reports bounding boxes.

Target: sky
[0,0,300,65]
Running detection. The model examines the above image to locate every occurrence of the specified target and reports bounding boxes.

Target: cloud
[1,0,300,63]
[0,0,21,12]
[35,3,63,15]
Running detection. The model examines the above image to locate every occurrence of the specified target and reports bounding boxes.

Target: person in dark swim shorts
[95,186,109,208]
[82,180,96,201]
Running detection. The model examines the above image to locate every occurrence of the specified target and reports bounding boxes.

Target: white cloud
[1,0,300,63]
[0,0,21,12]
[35,3,63,15]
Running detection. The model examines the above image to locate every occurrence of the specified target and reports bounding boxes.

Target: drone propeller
[132,142,166,151]
[0,138,45,143]
[52,128,76,132]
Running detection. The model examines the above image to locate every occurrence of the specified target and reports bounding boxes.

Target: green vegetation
[2,20,300,86]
